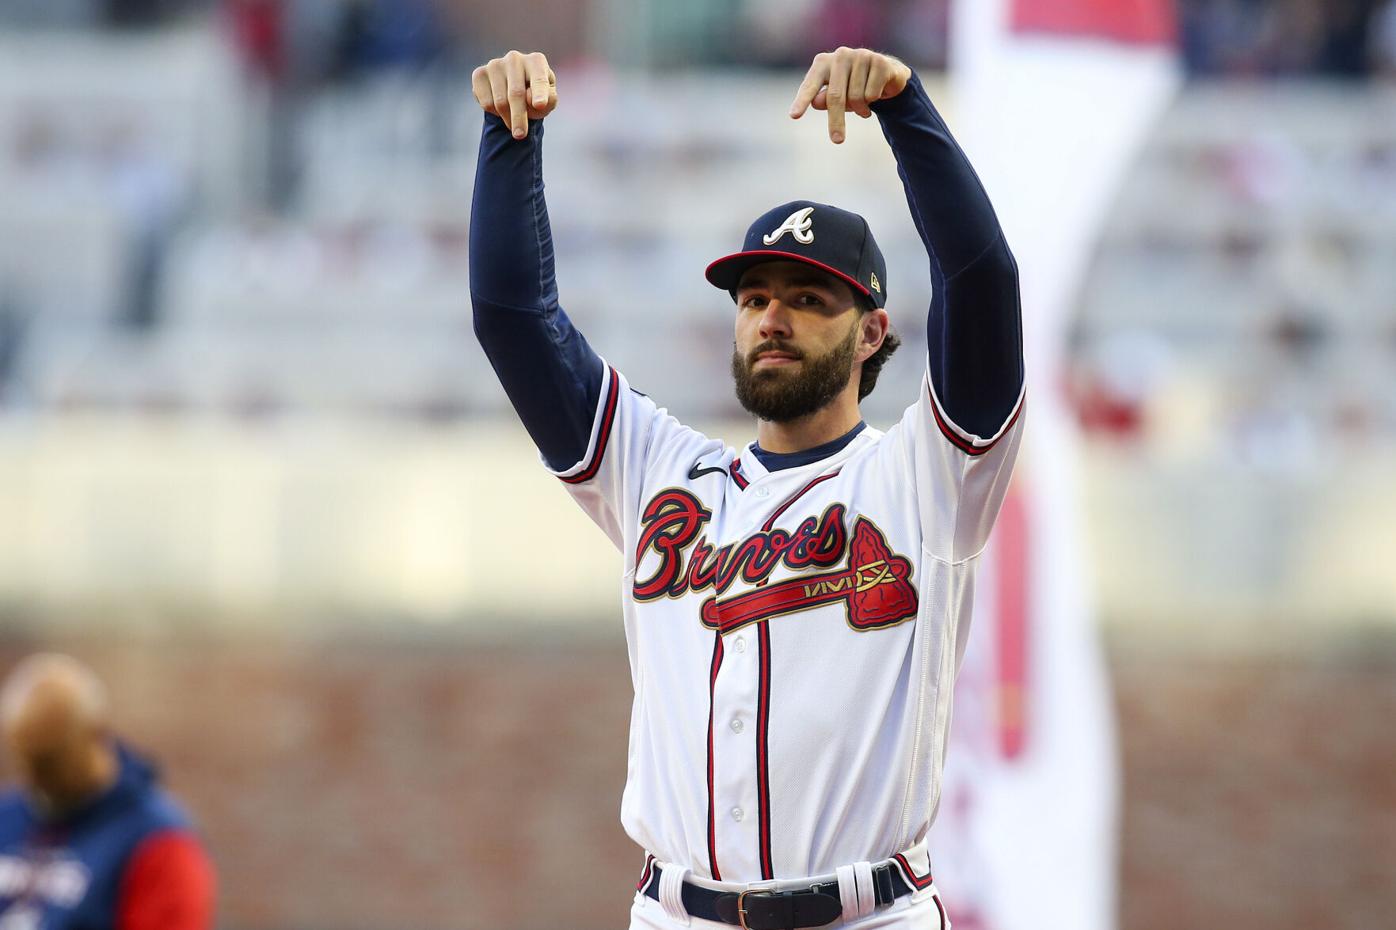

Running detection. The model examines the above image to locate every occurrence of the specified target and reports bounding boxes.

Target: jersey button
[731,807,745,822]
[755,486,771,499]
[733,636,746,654]
[729,718,744,734]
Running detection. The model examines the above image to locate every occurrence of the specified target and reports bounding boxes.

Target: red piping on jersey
[749,466,841,881]
[705,634,725,881]
[893,852,934,889]
[636,853,655,892]
[561,366,621,484]
[934,893,947,930]
[761,470,842,532]
[730,459,750,490]
[928,386,1024,457]
[756,620,775,880]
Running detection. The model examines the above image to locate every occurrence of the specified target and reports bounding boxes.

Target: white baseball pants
[629,884,949,930]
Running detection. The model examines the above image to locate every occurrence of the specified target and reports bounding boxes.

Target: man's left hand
[789,48,913,144]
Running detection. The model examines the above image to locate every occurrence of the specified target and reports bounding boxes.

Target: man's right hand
[472,51,558,140]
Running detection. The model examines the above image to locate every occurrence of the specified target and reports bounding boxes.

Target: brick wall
[0,634,1391,930]
[1114,644,1396,930]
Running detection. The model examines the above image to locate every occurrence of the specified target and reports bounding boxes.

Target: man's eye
[741,296,766,309]
[798,294,824,306]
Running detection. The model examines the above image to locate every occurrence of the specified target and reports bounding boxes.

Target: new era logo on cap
[705,200,888,309]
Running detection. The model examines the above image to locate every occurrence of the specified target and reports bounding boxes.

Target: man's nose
[758,300,794,339]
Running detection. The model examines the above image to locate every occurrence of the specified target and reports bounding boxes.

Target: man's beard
[731,323,858,422]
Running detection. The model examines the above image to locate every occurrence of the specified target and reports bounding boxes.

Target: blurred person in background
[1317,0,1378,75]
[1180,0,1386,76]
[1371,0,1396,74]
[222,0,459,207]
[0,655,214,930]
[736,0,949,70]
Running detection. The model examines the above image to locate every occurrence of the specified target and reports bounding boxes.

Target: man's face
[3,713,103,816]
[731,262,863,422]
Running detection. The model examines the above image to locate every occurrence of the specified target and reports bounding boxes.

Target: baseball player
[470,45,1023,930]
[0,654,215,930]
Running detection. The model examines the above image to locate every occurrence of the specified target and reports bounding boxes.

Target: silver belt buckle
[735,880,781,930]
[735,889,754,930]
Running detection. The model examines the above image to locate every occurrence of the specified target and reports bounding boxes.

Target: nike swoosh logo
[688,463,727,481]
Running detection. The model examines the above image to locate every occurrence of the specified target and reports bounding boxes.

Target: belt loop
[658,863,691,925]
[836,864,859,923]
[852,861,877,918]
[837,861,878,919]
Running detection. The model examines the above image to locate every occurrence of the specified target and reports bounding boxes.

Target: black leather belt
[641,863,913,929]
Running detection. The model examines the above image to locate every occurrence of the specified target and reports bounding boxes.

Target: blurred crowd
[1180,0,1396,78]
[222,0,457,88]
[728,0,952,71]
[0,1,462,82]
[1068,93,1396,461]
[2,0,1395,441]
[10,1,1396,80]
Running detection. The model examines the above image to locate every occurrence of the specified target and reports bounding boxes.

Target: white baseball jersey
[551,361,1025,885]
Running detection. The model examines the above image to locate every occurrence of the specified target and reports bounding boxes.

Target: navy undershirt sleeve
[870,72,1024,439]
[470,113,606,471]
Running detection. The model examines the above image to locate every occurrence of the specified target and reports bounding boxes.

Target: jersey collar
[736,421,871,483]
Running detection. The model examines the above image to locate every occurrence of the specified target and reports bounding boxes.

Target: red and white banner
[930,4,1181,930]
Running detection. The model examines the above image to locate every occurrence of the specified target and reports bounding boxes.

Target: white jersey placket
[704,461,841,883]
[704,473,774,883]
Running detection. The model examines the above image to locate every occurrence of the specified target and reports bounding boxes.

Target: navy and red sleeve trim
[929,381,1026,457]
[558,365,621,485]
[871,71,1025,446]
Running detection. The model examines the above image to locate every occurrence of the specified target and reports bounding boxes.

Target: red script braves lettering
[634,489,919,634]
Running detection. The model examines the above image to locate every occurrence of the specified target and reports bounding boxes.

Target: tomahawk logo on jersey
[471,45,1024,930]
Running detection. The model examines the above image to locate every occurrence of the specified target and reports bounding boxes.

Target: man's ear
[857,308,890,363]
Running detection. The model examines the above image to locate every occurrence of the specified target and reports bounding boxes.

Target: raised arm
[791,49,1024,441]
[469,50,606,470]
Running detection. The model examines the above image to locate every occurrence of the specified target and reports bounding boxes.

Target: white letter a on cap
[763,207,815,246]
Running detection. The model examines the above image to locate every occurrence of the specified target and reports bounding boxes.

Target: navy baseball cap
[705,200,888,309]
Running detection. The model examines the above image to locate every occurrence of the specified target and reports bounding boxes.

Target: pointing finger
[504,52,530,138]
[825,51,850,143]
[486,62,510,128]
